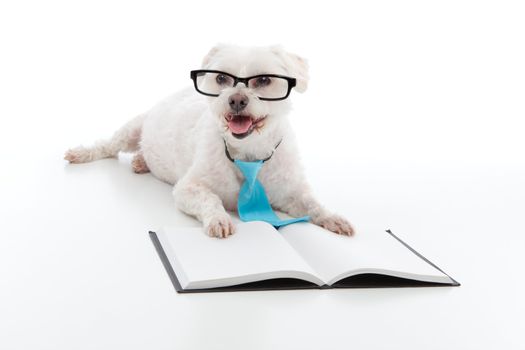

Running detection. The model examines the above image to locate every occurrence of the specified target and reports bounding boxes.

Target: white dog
[65,44,354,238]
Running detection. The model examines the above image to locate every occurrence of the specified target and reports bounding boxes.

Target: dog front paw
[314,213,355,236]
[204,213,236,238]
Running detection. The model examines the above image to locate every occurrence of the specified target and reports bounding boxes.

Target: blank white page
[156,221,324,289]
[280,223,453,285]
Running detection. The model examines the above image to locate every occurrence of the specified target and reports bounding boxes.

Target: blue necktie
[231,152,310,229]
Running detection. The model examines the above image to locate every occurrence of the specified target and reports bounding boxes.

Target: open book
[149,221,459,293]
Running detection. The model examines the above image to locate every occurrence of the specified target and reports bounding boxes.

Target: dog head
[195,44,309,147]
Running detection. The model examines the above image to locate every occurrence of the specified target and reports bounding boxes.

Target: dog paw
[204,214,236,238]
[131,153,150,174]
[64,147,91,163]
[314,213,355,236]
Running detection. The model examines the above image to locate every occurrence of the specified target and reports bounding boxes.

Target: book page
[156,221,325,289]
[280,223,453,285]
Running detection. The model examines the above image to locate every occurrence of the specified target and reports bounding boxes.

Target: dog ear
[202,44,225,68]
[272,46,309,93]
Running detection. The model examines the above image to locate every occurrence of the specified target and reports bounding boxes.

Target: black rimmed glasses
[190,70,297,101]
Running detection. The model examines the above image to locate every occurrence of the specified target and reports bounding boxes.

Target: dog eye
[254,76,272,87]
[216,74,231,85]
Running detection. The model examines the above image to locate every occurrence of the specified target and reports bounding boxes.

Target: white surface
[1,1,525,349]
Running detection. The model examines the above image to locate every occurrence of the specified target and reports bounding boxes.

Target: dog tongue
[228,115,252,134]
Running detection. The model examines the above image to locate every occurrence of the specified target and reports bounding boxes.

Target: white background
[1,0,524,349]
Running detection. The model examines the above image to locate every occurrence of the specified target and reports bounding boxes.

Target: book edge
[149,231,184,293]
[385,229,460,286]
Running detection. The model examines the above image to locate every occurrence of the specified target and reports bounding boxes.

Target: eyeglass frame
[190,69,297,101]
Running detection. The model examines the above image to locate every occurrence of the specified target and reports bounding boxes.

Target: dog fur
[65,44,354,238]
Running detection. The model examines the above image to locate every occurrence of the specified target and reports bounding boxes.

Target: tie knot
[234,159,263,183]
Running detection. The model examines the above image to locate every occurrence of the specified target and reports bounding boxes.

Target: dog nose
[228,93,249,113]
